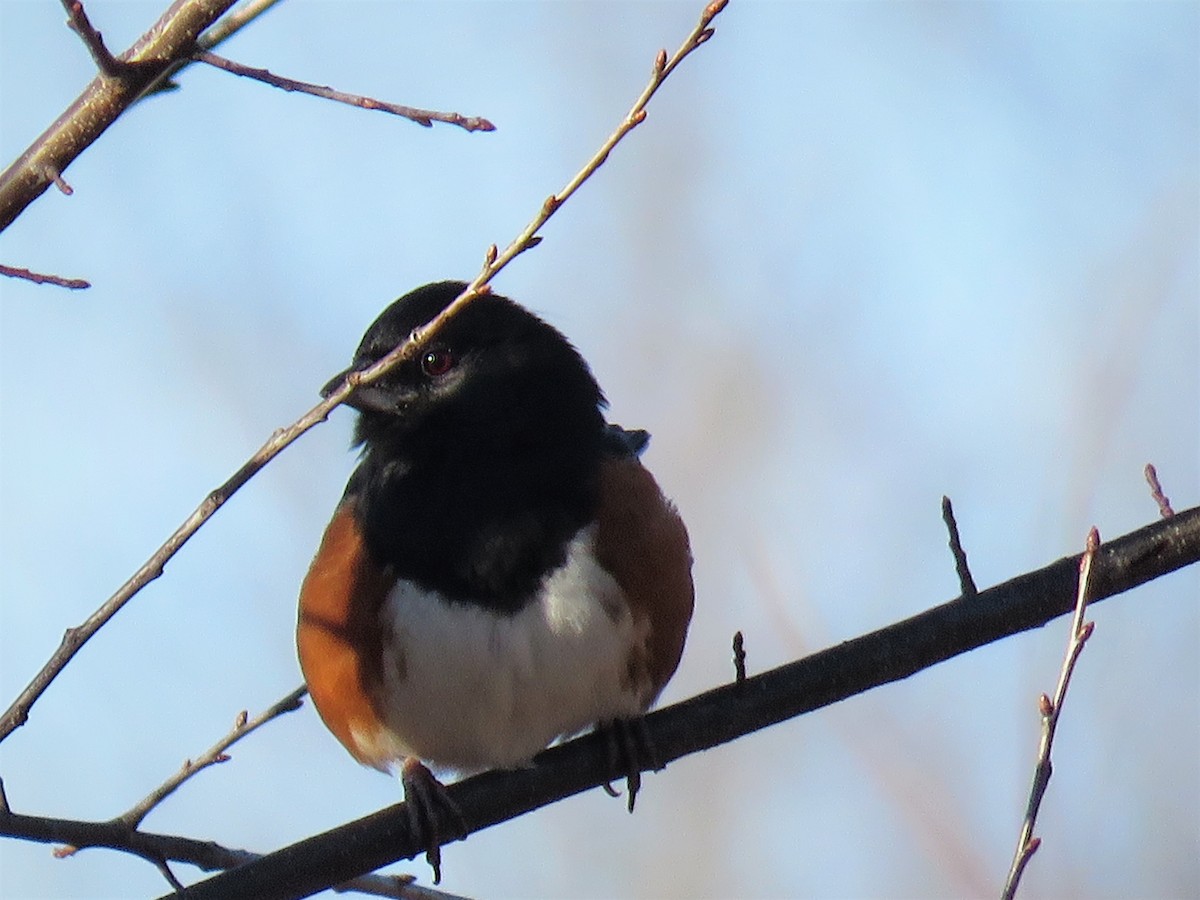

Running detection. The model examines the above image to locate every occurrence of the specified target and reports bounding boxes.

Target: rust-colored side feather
[297,503,395,770]
[594,456,694,703]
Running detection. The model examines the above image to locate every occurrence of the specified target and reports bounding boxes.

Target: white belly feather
[353,525,648,773]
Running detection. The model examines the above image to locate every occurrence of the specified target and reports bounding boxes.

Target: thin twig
[118,686,308,829]
[60,0,126,77]
[324,0,730,425]
[0,263,90,290]
[732,631,747,684]
[0,0,727,746]
[941,495,977,598]
[1144,463,1175,518]
[198,0,286,50]
[152,856,187,892]
[194,50,496,132]
[42,164,74,195]
[1001,526,1100,900]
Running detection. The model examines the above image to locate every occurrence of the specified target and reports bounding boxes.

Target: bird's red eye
[421,347,455,377]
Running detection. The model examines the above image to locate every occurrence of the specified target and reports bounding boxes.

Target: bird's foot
[599,717,659,812]
[400,757,466,884]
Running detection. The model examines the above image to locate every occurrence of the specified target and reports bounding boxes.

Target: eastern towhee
[297,281,693,881]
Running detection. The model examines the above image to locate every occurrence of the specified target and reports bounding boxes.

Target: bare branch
[0,263,90,290]
[198,0,285,50]
[119,687,308,829]
[60,0,128,76]
[1001,527,1101,900]
[0,0,240,233]
[732,631,747,684]
[0,0,726,745]
[0,808,444,899]
[1145,463,1175,518]
[941,495,978,598]
[193,51,495,132]
[318,0,730,443]
[173,507,1200,900]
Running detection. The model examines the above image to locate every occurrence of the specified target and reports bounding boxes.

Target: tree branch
[192,50,495,131]
[61,0,128,77]
[1145,463,1175,518]
[165,506,1199,900]
[1001,526,1100,899]
[942,495,978,597]
[0,0,239,233]
[117,687,308,829]
[0,263,90,290]
[0,810,445,899]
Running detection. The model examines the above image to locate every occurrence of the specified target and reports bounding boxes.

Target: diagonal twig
[325,0,730,424]
[193,51,495,131]
[118,686,308,829]
[199,0,286,51]
[60,0,127,77]
[0,0,727,746]
[1001,526,1100,900]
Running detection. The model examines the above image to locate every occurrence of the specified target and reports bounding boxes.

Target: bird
[296,280,694,882]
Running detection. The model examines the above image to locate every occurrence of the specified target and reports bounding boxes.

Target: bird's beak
[321,368,353,400]
[321,367,398,414]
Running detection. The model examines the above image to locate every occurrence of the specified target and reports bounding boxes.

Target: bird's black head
[325,281,611,607]
[325,281,606,456]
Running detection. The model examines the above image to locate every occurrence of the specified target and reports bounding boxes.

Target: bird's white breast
[354,525,649,773]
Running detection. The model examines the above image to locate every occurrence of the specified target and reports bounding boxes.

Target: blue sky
[1,2,1197,898]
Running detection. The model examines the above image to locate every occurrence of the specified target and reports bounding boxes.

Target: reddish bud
[706,0,730,18]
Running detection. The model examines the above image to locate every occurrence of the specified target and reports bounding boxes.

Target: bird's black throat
[351,417,604,615]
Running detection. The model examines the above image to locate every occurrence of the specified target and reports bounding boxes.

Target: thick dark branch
[171,505,1200,900]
